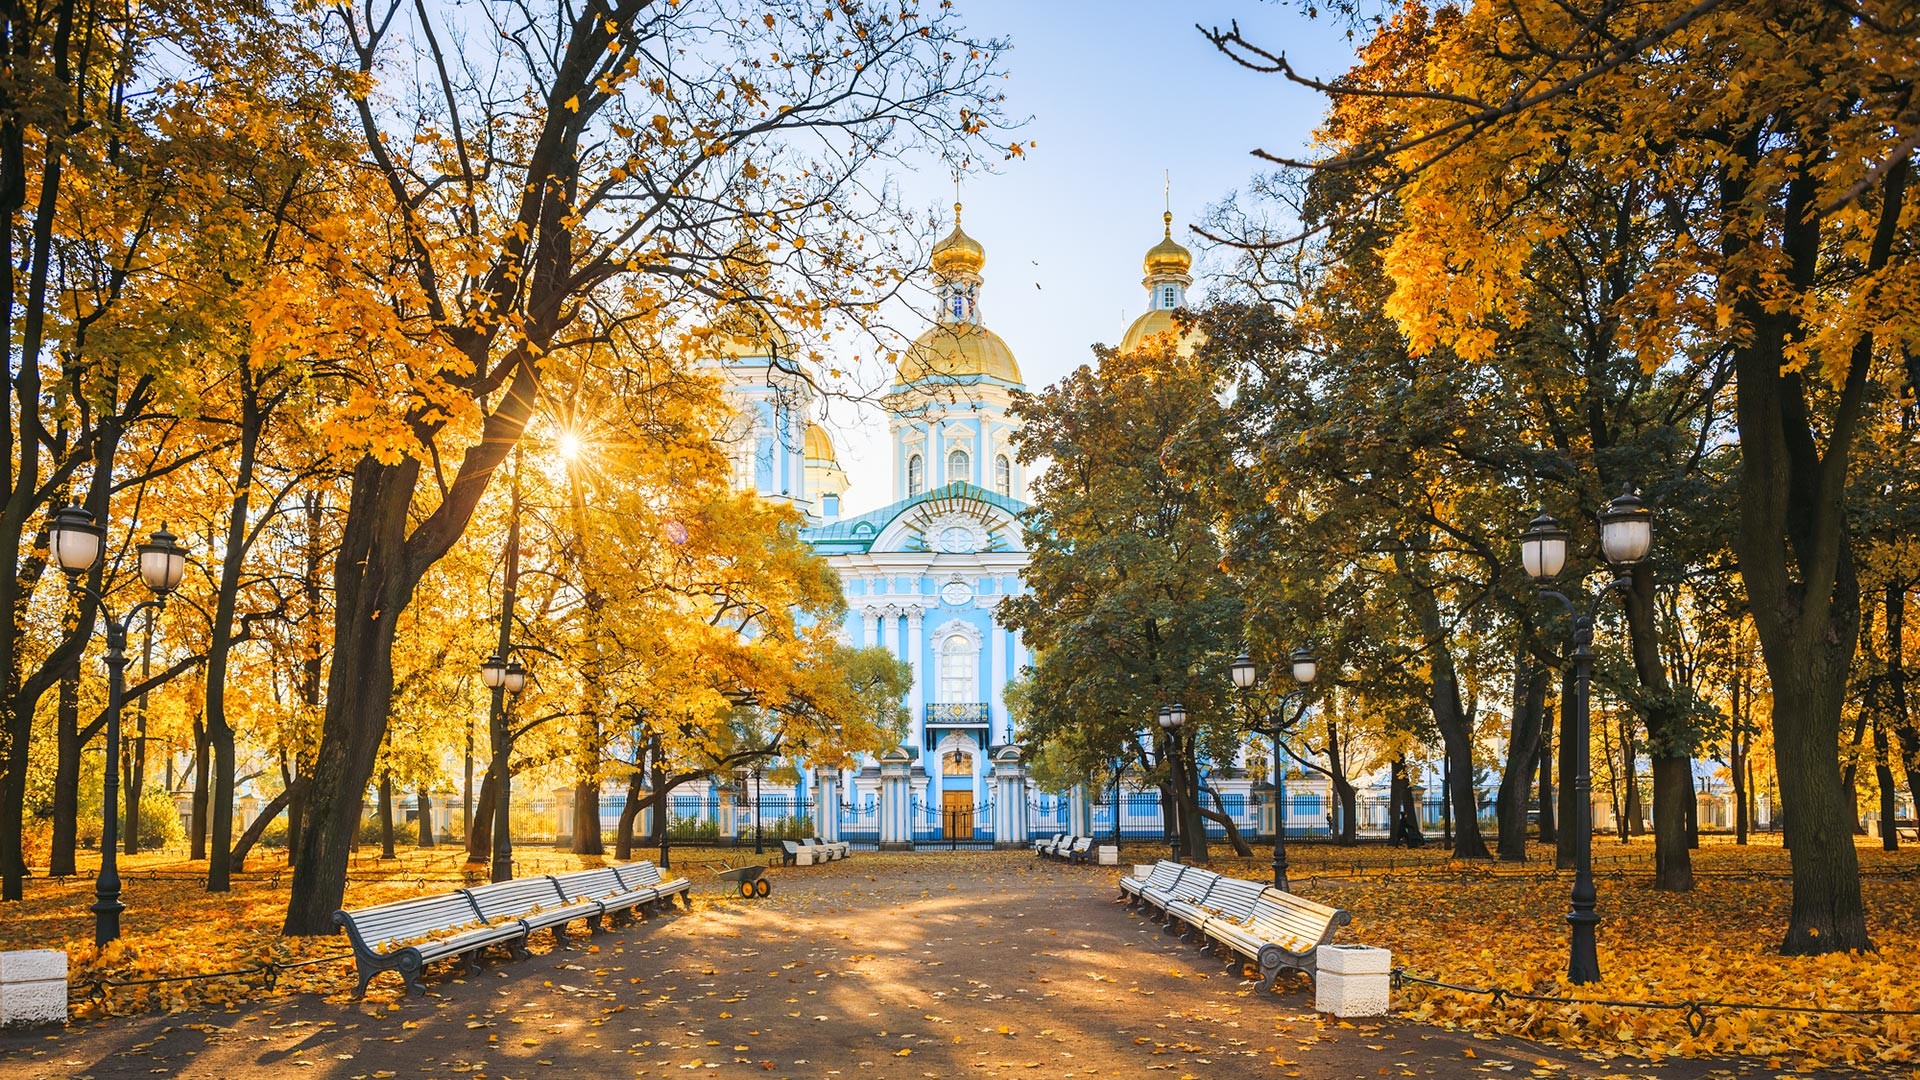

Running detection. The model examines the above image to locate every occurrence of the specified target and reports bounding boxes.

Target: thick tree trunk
[1873,719,1897,851]
[572,779,603,855]
[1650,757,1696,889]
[1620,717,1643,839]
[49,660,80,876]
[189,715,209,860]
[417,786,435,848]
[285,768,305,865]
[1199,786,1253,856]
[1387,757,1425,847]
[467,768,497,862]
[1395,549,1490,858]
[1497,662,1549,862]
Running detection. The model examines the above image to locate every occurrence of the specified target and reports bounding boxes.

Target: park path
[0,852,1796,1079]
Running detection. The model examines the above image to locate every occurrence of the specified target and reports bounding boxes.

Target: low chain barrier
[72,951,356,1008]
[1392,968,1920,1037]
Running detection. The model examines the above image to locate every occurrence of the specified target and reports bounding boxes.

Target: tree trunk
[572,779,603,855]
[1872,717,1897,851]
[417,786,435,848]
[1624,564,1691,888]
[1199,786,1252,856]
[1387,757,1425,847]
[1497,662,1549,861]
[230,784,294,874]
[1888,583,1919,815]
[1332,772,1358,845]
[1620,715,1642,840]
[467,767,497,863]
[189,714,209,860]
[1732,657,1749,845]
[1395,549,1490,858]
[124,614,152,856]
[1722,134,1889,955]
[378,770,396,858]
[1557,668,1577,870]
[615,771,644,860]
[49,659,80,876]
[1537,711,1556,845]
[285,768,305,866]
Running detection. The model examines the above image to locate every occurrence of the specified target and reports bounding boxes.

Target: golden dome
[804,422,838,464]
[1120,307,1205,356]
[930,202,985,277]
[1144,211,1192,277]
[699,304,789,359]
[897,322,1022,384]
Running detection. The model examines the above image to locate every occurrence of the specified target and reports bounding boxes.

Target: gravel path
[0,852,1807,1078]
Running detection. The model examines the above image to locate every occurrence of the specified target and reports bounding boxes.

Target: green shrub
[123,786,184,850]
[357,814,417,847]
[666,815,719,842]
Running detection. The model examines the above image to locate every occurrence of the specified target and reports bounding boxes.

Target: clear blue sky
[827,0,1357,502]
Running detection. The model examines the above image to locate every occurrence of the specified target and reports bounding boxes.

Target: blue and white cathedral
[703,204,1216,848]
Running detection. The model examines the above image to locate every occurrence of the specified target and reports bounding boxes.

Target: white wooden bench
[461,877,603,949]
[1202,887,1351,990]
[1034,832,1066,856]
[782,840,814,866]
[615,860,693,910]
[1063,836,1094,863]
[1119,860,1189,907]
[804,837,849,860]
[333,892,525,998]
[551,866,655,929]
[1164,875,1265,943]
[1145,865,1221,925]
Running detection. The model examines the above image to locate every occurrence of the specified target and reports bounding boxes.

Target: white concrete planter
[1,950,67,1028]
[1095,845,1119,866]
[1314,944,1389,1017]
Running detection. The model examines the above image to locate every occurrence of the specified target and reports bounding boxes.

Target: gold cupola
[1143,211,1193,277]
[930,202,985,277]
[1121,210,1204,356]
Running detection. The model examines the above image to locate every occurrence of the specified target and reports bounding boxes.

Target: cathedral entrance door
[942,790,974,840]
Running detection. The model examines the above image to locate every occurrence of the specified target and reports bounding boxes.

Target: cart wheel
[754,878,771,897]
[738,880,755,899]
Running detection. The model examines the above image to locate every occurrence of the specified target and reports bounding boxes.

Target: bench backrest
[615,861,665,890]
[1069,837,1092,853]
[553,867,628,903]
[1140,861,1184,892]
[1199,876,1266,922]
[463,877,566,922]
[338,892,484,953]
[783,840,801,854]
[1168,867,1221,902]
[1249,888,1351,951]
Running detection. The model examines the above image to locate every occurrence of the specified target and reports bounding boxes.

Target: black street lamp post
[480,653,528,883]
[1230,648,1318,891]
[1519,485,1653,985]
[48,506,188,945]
[1158,704,1187,862]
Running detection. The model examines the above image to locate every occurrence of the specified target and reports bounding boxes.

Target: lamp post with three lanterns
[479,652,528,884]
[1517,484,1653,985]
[1157,704,1188,862]
[47,506,189,945]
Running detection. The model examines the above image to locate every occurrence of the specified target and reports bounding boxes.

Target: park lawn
[4,836,1917,1072]
[0,845,768,1018]
[1134,834,1920,1072]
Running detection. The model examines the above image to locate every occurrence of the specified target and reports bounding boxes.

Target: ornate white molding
[931,616,983,650]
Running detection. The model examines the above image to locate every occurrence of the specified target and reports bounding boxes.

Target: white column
[907,607,925,747]
[1011,627,1027,683]
[862,607,878,649]
[987,616,1005,742]
[880,753,913,850]
[816,768,841,843]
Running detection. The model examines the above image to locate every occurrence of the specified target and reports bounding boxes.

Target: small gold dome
[898,322,1022,384]
[1144,211,1192,277]
[931,202,985,277]
[700,304,789,359]
[1120,307,1206,356]
[804,422,838,464]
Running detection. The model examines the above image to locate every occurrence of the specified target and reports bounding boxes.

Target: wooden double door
[942,789,974,838]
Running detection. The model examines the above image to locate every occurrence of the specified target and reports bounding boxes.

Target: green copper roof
[802,482,1028,554]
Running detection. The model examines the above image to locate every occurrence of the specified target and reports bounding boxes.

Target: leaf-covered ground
[1170,835,1920,1075]
[0,841,1909,1077]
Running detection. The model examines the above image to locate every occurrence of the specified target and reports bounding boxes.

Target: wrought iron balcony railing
[924,702,990,726]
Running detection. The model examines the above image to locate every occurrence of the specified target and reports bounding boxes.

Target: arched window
[947,448,970,486]
[994,454,1012,497]
[939,634,976,703]
[907,453,924,496]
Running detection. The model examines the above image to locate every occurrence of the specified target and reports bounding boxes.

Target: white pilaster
[907,606,926,749]
[862,607,878,649]
[987,616,1004,741]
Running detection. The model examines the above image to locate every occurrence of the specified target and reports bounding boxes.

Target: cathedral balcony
[925,702,990,727]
